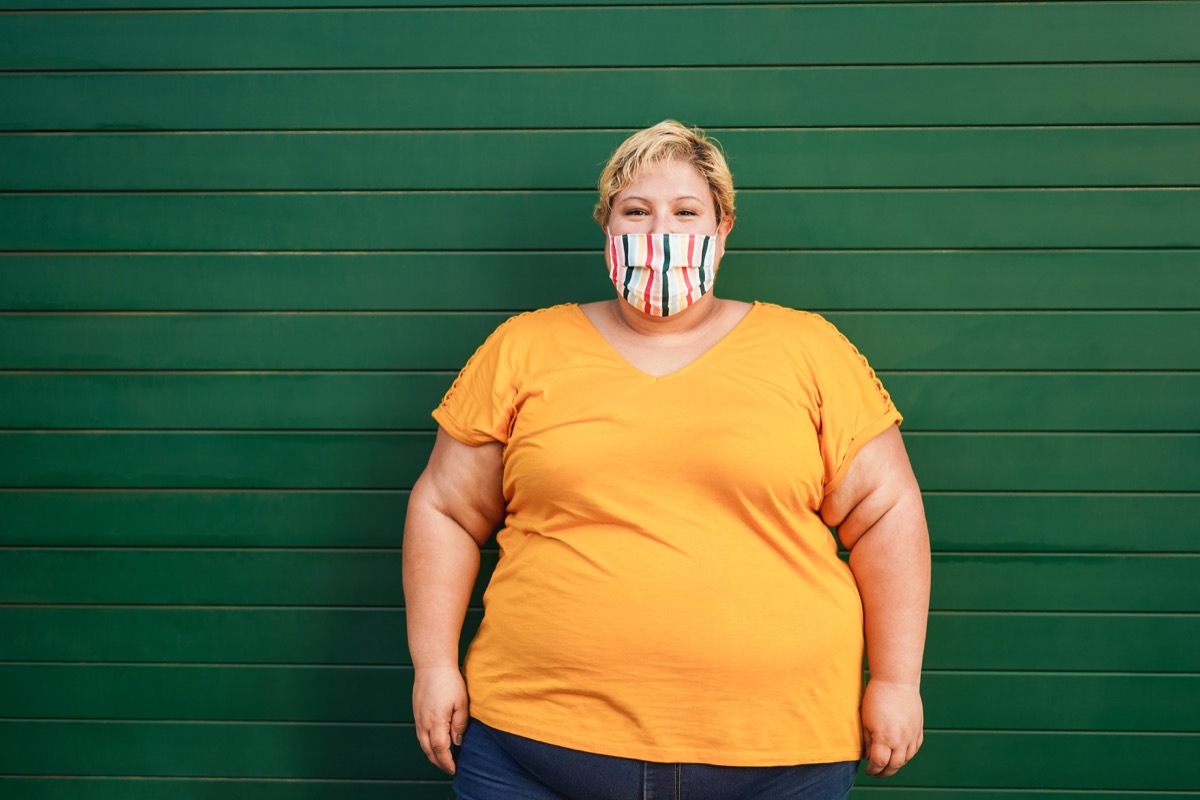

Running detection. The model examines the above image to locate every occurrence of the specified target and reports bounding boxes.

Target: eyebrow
[619,195,706,204]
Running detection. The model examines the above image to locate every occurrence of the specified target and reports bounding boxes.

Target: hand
[412,665,470,775]
[860,679,924,778]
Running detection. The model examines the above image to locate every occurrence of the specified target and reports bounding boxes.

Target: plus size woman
[403,120,931,800]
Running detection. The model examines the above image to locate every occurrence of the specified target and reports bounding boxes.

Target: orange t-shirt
[432,302,901,766]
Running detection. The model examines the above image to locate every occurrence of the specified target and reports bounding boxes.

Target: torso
[435,301,898,765]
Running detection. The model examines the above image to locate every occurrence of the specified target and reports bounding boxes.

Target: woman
[404,120,930,800]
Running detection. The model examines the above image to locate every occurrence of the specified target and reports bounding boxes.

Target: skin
[403,158,930,779]
[824,426,931,778]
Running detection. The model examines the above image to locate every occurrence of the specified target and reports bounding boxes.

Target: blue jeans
[453,718,858,800]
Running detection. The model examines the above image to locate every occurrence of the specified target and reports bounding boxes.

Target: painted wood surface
[1,1,1197,797]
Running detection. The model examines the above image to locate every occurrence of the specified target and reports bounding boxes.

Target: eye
[623,208,648,216]
[676,209,699,217]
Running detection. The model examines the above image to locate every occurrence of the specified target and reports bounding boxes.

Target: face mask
[606,231,720,317]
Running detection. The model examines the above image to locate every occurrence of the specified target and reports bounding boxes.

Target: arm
[403,427,505,775]
[820,424,931,778]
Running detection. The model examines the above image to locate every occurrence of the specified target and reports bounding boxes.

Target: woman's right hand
[413,665,471,775]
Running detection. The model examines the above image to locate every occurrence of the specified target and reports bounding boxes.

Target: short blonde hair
[593,120,735,229]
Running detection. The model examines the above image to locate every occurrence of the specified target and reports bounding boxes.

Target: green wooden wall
[1,1,1198,797]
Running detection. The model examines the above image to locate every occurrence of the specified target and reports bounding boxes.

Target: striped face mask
[606,231,720,317]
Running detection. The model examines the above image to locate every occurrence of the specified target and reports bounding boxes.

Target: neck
[609,293,724,339]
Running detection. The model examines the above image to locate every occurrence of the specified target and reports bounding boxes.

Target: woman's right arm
[403,427,505,775]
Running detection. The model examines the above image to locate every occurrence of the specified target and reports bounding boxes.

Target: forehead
[615,159,711,203]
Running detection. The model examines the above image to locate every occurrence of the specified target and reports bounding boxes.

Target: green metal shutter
[1,2,1197,797]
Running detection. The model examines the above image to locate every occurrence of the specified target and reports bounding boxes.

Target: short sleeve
[806,314,903,494]
[432,318,520,446]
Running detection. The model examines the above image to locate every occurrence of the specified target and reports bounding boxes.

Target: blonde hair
[593,120,735,229]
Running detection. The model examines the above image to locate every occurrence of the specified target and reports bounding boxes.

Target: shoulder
[476,304,581,354]
[757,305,892,413]
[490,303,579,340]
[750,302,853,349]
[442,306,580,409]
[748,303,885,388]
[459,304,584,380]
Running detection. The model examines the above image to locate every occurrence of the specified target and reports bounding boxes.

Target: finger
[866,739,891,777]
[429,723,457,775]
[880,744,908,778]
[451,704,470,747]
[415,725,438,770]
[907,734,922,765]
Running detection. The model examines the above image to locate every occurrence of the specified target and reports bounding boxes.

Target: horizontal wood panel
[2,608,1197,672]
[0,782,1191,800]
[1,781,1193,800]
[0,0,1035,6]
[0,664,419,722]
[0,779,455,800]
[3,665,1194,733]
[0,720,442,780]
[0,722,1195,789]
[3,191,1199,251]
[4,128,1200,191]
[926,613,1200,672]
[929,555,1200,612]
[0,549,417,608]
[721,249,1198,311]
[2,431,1197,491]
[851,793,1200,800]
[0,490,415,548]
[4,4,1196,70]
[2,491,1193,552]
[3,65,1198,131]
[3,313,1196,371]
[0,607,425,665]
[0,373,458,431]
[2,372,1196,432]
[921,672,1200,734]
[904,434,1200,492]
[885,373,1200,432]
[2,253,1200,311]
[0,313,502,371]
[4,252,1198,311]
[0,431,436,489]
[922,494,1197,553]
[867,731,1200,790]
[2,550,1197,612]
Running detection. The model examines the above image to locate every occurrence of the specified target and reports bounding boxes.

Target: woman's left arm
[821,424,931,779]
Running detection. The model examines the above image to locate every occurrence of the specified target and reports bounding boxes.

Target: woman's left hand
[860,679,924,778]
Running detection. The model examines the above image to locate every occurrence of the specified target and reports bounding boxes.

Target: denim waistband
[452,717,858,800]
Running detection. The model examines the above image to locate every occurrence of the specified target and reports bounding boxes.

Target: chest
[579,301,750,378]
[601,333,729,377]
[503,361,827,514]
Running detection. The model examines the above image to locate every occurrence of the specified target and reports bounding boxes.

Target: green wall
[1,1,1198,797]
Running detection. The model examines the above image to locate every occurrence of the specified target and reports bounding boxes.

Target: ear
[714,215,734,260]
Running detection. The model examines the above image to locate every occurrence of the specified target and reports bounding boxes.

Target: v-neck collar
[570,301,760,381]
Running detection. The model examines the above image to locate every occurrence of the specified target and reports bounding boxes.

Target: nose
[650,210,678,233]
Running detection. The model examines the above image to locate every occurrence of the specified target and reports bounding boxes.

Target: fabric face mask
[606,231,719,317]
